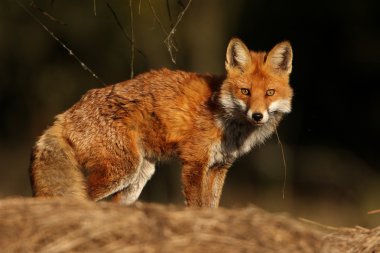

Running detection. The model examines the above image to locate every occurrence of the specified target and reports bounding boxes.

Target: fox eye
[241,88,250,96]
[266,89,275,96]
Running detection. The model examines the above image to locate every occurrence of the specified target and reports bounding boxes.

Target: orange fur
[30,38,293,207]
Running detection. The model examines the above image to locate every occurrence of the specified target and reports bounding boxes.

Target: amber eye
[266,89,275,96]
[241,88,250,96]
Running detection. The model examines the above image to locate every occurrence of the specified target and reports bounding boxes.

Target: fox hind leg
[87,132,149,201]
[87,152,142,201]
[112,159,155,205]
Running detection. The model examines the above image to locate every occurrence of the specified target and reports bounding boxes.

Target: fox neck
[211,89,283,160]
[223,114,280,148]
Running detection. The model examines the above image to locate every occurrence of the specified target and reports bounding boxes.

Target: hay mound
[0,198,378,252]
[320,226,380,252]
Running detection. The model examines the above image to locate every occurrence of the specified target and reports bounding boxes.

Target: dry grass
[320,226,380,253]
[0,197,378,253]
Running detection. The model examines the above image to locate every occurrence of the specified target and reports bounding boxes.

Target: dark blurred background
[1,0,379,227]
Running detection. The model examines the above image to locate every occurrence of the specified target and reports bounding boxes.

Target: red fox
[30,38,293,207]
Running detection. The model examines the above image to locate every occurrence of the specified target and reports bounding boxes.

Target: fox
[30,38,293,207]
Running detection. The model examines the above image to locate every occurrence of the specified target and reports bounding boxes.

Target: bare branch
[129,0,135,79]
[104,1,145,58]
[149,0,192,64]
[138,0,142,15]
[368,209,380,215]
[275,129,288,200]
[15,0,105,85]
[164,0,192,63]
[166,0,174,28]
[29,1,67,26]
[177,0,186,9]
[148,0,169,36]
[93,0,97,16]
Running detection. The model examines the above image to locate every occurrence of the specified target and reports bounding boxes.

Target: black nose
[252,112,263,122]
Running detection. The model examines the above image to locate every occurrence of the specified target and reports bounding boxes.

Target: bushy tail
[29,123,88,199]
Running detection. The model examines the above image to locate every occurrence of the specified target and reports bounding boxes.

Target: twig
[29,1,67,25]
[129,0,135,79]
[15,0,105,85]
[138,0,142,15]
[275,129,287,200]
[148,0,169,36]
[164,0,192,63]
[93,0,97,16]
[368,209,380,215]
[298,218,343,231]
[149,0,192,64]
[177,0,186,9]
[166,0,173,28]
[104,1,145,60]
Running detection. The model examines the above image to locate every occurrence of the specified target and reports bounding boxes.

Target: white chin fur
[268,99,292,114]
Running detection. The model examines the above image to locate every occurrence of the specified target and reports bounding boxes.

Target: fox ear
[226,38,252,73]
[266,41,293,75]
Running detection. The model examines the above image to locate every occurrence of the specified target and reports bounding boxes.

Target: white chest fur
[208,116,280,168]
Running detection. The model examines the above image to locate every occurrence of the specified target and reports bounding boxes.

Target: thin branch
[177,0,186,9]
[149,0,192,64]
[93,0,97,16]
[29,1,67,25]
[104,1,145,58]
[148,0,169,36]
[129,0,135,79]
[138,0,142,15]
[275,129,287,200]
[164,0,192,63]
[104,1,133,42]
[368,209,380,215]
[166,0,173,28]
[15,0,105,85]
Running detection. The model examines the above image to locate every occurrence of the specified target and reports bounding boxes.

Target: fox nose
[252,112,263,122]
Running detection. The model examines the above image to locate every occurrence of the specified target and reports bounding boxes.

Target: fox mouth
[252,122,264,127]
[247,119,265,127]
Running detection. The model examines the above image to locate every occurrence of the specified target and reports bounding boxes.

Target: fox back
[30,38,293,207]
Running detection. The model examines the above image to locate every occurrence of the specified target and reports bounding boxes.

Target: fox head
[219,38,293,126]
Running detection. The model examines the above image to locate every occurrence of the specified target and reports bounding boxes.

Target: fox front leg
[181,162,228,208]
[203,165,228,208]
